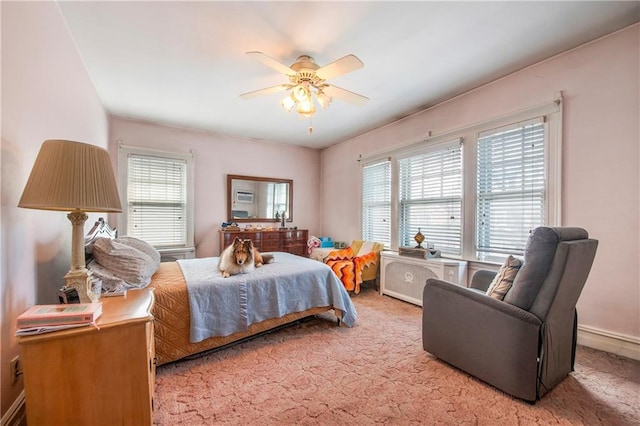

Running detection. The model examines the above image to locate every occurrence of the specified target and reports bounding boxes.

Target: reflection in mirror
[227,175,293,222]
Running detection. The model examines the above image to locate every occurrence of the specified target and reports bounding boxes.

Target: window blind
[476,118,545,259]
[398,140,462,255]
[362,159,391,247]
[127,154,188,247]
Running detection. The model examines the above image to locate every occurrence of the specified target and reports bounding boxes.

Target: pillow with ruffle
[92,238,159,287]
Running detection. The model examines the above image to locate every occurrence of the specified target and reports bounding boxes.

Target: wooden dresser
[220,228,309,257]
[18,289,155,426]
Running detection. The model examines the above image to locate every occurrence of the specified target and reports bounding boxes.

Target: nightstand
[18,289,155,426]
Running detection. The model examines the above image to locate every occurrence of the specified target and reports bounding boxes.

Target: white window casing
[398,139,463,256]
[117,144,195,252]
[361,158,392,248]
[476,118,545,260]
[359,96,562,263]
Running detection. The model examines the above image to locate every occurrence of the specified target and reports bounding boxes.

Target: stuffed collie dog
[218,237,273,278]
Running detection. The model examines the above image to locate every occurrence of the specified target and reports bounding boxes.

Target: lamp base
[64,269,91,303]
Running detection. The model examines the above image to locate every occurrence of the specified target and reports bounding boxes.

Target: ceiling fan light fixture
[296,99,315,117]
[243,51,368,127]
[281,94,296,112]
[317,91,332,109]
[293,84,310,102]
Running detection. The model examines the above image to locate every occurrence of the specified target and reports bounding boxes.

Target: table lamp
[18,140,122,303]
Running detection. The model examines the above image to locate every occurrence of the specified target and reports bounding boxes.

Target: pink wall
[108,117,321,257]
[321,25,640,341]
[1,4,637,418]
[1,2,109,416]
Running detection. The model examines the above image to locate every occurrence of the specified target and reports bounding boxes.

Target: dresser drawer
[281,229,308,257]
[262,232,281,242]
[283,230,307,242]
[261,232,281,252]
[219,229,308,257]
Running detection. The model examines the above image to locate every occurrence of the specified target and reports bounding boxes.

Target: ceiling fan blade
[316,54,364,80]
[323,85,369,107]
[246,51,296,76]
[240,84,291,100]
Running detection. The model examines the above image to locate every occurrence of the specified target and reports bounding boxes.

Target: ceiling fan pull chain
[308,117,313,135]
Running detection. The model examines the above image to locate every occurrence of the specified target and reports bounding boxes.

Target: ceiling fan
[240,51,369,121]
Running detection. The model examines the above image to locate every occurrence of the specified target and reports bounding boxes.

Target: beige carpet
[154,288,640,425]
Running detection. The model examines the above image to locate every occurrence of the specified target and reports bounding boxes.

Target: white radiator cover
[380,252,467,306]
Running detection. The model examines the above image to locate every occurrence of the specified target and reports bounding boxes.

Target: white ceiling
[58,1,639,149]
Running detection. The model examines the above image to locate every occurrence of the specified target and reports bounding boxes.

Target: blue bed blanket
[177,252,357,343]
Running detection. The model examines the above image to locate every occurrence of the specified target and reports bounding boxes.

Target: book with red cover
[16,303,103,328]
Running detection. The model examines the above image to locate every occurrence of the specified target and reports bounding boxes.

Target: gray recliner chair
[422,227,598,402]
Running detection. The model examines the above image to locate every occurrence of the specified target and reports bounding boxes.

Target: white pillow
[92,238,159,287]
[116,236,161,265]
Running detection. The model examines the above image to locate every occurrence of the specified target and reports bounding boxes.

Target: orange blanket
[325,247,377,294]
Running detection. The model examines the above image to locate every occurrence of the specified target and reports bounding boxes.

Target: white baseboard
[1,391,25,426]
[578,325,640,361]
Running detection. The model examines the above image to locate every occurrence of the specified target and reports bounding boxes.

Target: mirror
[227,174,293,222]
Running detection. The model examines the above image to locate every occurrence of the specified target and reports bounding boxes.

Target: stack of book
[15,303,103,336]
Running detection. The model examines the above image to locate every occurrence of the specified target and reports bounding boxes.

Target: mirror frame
[227,174,293,223]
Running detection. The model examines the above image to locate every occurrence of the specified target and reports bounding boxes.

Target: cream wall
[108,117,321,257]
[1,1,110,417]
[321,25,640,342]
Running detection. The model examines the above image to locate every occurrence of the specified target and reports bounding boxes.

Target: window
[361,159,391,247]
[266,183,289,219]
[476,119,545,260]
[118,145,194,249]
[359,97,561,262]
[398,140,462,255]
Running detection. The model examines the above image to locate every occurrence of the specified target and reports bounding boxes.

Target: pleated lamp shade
[18,140,122,212]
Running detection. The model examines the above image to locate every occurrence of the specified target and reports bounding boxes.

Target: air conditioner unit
[380,252,467,306]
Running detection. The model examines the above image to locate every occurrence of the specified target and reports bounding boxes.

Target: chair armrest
[424,278,541,327]
[469,269,497,292]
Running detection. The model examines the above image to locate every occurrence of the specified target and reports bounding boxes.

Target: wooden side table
[18,289,155,426]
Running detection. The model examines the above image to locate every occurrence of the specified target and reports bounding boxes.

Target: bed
[150,254,355,365]
[85,219,357,366]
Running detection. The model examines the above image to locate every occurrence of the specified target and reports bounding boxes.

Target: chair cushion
[552,227,588,241]
[504,227,559,310]
[486,255,522,300]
